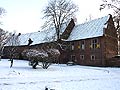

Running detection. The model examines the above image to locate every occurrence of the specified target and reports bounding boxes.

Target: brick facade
[3,15,119,66]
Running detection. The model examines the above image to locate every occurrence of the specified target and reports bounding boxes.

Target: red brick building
[60,14,118,66]
[3,14,119,66]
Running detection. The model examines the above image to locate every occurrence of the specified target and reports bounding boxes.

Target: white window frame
[91,38,98,49]
[80,55,84,60]
[91,55,95,60]
[71,42,75,50]
[80,40,85,50]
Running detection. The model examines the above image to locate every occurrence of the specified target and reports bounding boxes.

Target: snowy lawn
[0,59,120,90]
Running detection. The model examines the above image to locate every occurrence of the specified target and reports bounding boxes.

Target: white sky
[0,0,112,34]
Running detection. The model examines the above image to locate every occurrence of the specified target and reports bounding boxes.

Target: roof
[16,15,110,46]
[19,29,56,45]
[18,23,68,45]
[67,15,110,41]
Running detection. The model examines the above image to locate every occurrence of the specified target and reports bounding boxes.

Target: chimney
[61,18,75,40]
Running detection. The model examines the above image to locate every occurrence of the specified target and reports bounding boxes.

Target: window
[71,42,74,50]
[80,55,84,60]
[91,55,95,60]
[81,41,85,50]
[71,55,76,62]
[91,38,99,49]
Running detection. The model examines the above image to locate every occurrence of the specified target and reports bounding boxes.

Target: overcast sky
[0,0,112,34]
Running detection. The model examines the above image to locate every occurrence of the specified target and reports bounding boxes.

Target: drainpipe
[117,20,120,55]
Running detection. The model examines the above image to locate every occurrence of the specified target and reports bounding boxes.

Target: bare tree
[7,33,21,68]
[100,0,120,27]
[0,29,10,60]
[42,0,78,41]
[0,7,7,60]
[0,7,6,24]
[100,0,120,54]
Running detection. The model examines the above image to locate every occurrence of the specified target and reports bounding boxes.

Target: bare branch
[0,7,6,16]
[42,0,78,41]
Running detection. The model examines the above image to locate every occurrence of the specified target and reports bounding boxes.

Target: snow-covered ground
[0,59,120,90]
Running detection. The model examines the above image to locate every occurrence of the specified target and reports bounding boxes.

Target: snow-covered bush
[22,48,60,69]
[26,49,48,59]
[46,48,60,63]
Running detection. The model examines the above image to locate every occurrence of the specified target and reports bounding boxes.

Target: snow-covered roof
[18,15,110,45]
[67,15,110,41]
[19,23,68,45]
[19,29,56,45]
